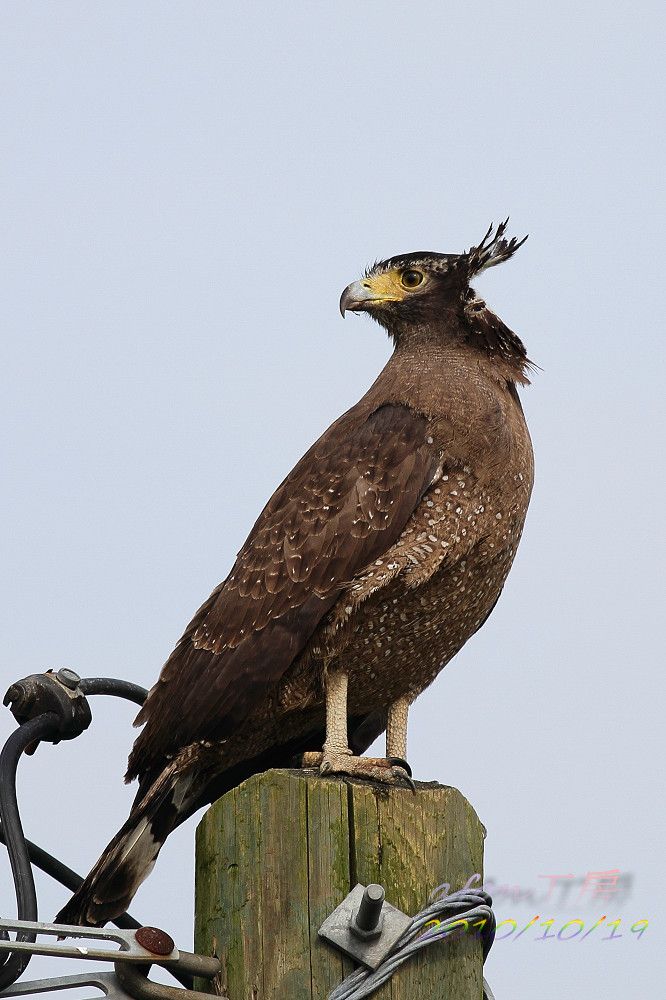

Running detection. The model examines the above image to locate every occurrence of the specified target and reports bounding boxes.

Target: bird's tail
[55,764,195,928]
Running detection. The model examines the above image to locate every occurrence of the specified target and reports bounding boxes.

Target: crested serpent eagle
[57,221,534,927]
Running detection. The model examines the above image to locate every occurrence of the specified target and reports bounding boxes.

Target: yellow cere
[365,270,412,303]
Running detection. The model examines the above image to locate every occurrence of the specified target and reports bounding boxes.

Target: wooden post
[194,769,485,999]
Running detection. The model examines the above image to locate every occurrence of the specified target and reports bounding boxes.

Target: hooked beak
[340,279,393,317]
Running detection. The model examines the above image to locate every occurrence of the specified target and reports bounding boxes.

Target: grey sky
[1,3,663,997]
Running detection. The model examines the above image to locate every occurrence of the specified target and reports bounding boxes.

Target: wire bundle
[328,886,496,1000]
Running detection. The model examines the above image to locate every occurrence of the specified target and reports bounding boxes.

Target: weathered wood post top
[195,768,485,999]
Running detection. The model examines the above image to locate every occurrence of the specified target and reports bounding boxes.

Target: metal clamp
[3,670,92,748]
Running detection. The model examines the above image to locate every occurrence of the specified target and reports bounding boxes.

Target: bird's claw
[387,756,412,777]
[386,757,416,792]
[299,750,415,790]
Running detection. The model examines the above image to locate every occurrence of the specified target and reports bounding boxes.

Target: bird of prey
[57,221,534,927]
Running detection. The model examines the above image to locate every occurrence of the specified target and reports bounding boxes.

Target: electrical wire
[0,674,194,991]
[0,714,61,991]
[328,887,497,1000]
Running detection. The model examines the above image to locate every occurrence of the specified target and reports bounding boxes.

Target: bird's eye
[401,269,424,289]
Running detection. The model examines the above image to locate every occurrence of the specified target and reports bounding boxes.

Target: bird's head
[340,221,531,380]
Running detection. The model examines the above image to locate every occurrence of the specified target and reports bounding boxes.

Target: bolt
[351,884,385,940]
[135,926,175,956]
[56,668,81,690]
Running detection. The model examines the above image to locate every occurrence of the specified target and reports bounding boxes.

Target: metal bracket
[0,970,129,998]
[0,920,219,1000]
[318,883,412,970]
[0,919,178,965]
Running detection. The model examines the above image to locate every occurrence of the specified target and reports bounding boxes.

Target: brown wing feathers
[126,402,438,781]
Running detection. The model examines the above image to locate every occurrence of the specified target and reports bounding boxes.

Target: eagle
[57,221,534,927]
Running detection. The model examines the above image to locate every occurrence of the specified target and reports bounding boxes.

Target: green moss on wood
[195,770,485,999]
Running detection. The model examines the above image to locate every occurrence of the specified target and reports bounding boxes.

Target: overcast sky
[1,3,663,998]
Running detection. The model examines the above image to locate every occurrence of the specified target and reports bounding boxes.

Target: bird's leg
[320,668,354,770]
[385,694,412,776]
[324,669,352,752]
[301,666,351,770]
[301,672,414,788]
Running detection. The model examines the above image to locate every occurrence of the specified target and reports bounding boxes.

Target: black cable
[0,827,140,924]
[0,825,194,990]
[79,678,148,706]
[0,712,60,991]
[0,675,194,990]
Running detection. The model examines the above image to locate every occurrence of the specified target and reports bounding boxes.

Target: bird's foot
[300,750,415,790]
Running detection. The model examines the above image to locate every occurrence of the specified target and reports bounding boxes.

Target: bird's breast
[284,434,533,714]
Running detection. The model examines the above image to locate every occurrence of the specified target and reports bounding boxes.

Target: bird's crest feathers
[367,219,528,282]
[465,219,528,277]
